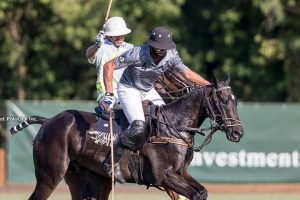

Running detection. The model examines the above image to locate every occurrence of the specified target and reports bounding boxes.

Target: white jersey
[88,39,133,100]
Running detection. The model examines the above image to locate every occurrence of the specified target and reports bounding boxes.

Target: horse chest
[144,144,189,168]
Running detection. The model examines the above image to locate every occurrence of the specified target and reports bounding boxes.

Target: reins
[148,106,194,148]
[148,87,208,149]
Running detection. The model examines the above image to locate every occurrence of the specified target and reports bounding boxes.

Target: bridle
[204,85,243,131]
[148,84,243,152]
[193,85,243,152]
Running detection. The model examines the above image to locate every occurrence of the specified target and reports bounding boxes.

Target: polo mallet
[101,0,115,198]
[100,0,113,32]
[109,109,115,200]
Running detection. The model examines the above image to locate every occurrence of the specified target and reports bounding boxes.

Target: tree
[0,0,299,102]
[181,0,300,102]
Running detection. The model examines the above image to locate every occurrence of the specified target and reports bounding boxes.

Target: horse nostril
[216,116,223,125]
[233,131,242,139]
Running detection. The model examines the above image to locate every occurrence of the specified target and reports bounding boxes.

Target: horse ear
[225,73,231,85]
[211,72,218,88]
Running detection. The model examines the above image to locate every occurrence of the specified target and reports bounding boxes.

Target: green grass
[0,192,300,200]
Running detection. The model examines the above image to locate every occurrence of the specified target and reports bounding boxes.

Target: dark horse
[10,74,243,200]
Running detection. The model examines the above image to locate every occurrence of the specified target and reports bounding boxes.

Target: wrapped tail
[10,116,48,135]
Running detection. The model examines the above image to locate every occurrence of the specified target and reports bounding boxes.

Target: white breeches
[118,83,165,124]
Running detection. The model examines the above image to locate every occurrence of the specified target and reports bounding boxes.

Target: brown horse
[10,74,243,200]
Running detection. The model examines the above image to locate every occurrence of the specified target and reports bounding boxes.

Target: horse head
[208,73,244,142]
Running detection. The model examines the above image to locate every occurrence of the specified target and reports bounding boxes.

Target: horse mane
[164,78,229,108]
[154,70,194,103]
[162,85,209,109]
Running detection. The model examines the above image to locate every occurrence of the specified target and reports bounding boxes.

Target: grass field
[1,184,300,200]
[1,192,300,200]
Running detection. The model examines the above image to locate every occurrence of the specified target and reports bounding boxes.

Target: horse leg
[29,168,67,200]
[96,178,112,200]
[165,189,178,200]
[166,189,189,200]
[161,170,207,200]
[65,165,112,200]
[29,138,70,199]
[29,111,89,200]
[28,181,55,200]
[64,167,83,200]
[182,171,208,197]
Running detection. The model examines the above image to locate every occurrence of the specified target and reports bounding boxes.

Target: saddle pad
[88,117,123,146]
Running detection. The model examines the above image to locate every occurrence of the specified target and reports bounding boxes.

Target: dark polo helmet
[148,27,176,50]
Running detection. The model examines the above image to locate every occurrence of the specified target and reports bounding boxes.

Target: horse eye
[222,99,228,104]
[220,98,228,104]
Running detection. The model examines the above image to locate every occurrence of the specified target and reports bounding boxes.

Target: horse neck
[161,87,208,130]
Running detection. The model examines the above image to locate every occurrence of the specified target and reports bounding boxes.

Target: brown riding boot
[121,120,146,149]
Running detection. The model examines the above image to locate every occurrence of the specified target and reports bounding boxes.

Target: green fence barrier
[5,101,300,183]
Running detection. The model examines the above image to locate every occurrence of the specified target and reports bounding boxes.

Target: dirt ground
[1,183,300,193]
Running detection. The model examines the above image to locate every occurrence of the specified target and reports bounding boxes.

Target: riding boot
[121,120,146,149]
[103,139,126,184]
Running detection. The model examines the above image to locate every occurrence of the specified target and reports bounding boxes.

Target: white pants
[118,83,165,124]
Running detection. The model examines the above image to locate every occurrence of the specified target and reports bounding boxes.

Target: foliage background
[1,0,300,102]
[0,0,299,186]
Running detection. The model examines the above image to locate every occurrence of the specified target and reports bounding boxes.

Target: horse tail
[10,116,48,135]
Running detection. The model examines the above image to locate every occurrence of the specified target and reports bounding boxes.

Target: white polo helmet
[104,17,131,36]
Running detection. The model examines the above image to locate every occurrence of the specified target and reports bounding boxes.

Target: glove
[100,93,115,112]
[95,30,105,48]
[97,94,104,106]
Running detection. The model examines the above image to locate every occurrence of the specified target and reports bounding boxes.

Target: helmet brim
[148,40,176,50]
[105,28,131,37]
